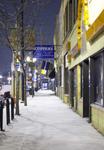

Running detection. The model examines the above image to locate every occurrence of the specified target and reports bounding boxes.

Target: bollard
[0,98,4,131]
[11,97,14,120]
[4,91,11,125]
[6,98,10,125]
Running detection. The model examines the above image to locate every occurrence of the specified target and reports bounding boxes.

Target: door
[69,70,74,107]
[82,61,89,117]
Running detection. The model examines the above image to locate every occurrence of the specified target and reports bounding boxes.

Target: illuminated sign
[33,45,54,59]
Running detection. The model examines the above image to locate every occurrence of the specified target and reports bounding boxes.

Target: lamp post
[7,77,12,85]
[25,56,37,96]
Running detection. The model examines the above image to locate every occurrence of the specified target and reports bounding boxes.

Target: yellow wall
[89,0,104,25]
[91,104,104,135]
[69,32,104,69]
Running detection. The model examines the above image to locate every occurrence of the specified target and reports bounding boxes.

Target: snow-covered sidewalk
[0,90,104,150]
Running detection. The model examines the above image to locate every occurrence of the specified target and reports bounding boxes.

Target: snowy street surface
[0,85,11,95]
[0,90,104,150]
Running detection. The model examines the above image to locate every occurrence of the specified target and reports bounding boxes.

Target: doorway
[82,60,89,117]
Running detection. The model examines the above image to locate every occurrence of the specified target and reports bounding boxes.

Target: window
[64,53,69,94]
[80,64,83,98]
[73,0,78,24]
[73,67,77,97]
[64,0,78,38]
[59,66,61,86]
[94,54,103,106]
[68,0,72,32]
[66,4,68,34]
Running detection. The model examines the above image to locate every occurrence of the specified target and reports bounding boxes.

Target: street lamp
[0,75,3,79]
[0,75,3,85]
[7,77,12,85]
[33,58,37,63]
[26,56,31,62]
[25,56,37,97]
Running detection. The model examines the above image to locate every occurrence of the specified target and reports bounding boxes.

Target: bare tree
[0,0,53,114]
[0,0,35,114]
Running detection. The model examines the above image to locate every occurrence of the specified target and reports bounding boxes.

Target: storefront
[69,67,77,110]
[90,51,104,134]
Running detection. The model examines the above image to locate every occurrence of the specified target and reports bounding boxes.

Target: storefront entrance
[82,60,89,117]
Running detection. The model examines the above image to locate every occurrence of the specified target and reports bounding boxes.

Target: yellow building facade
[54,0,104,135]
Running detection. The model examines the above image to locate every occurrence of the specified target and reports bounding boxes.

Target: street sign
[15,63,21,71]
[15,63,20,69]
[33,45,54,59]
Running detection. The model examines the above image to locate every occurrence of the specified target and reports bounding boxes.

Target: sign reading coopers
[33,45,54,59]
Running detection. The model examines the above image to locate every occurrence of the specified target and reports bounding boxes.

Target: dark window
[94,54,103,105]
[74,0,78,23]
[64,14,66,37]
[66,4,68,34]
[68,0,72,32]
[64,68,69,94]
[64,53,69,94]
[69,70,74,107]
[64,0,78,38]
[73,67,77,97]
[59,66,62,86]
[80,64,83,98]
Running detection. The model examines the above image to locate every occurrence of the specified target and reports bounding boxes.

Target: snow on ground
[0,85,11,95]
[0,90,104,150]
[36,89,55,95]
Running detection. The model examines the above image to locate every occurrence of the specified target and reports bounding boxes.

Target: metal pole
[6,98,10,125]
[11,97,14,120]
[20,0,27,105]
[0,100,3,131]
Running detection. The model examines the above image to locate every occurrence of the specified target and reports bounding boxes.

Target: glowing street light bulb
[33,58,37,63]
[7,77,12,84]
[26,56,31,62]
[35,69,38,73]
[0,75,3,79]
[7,77,12,81]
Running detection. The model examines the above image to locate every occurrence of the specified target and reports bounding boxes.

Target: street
[0,0,104,149]
[0,90,104,150]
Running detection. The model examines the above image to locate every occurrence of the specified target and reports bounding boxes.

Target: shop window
[69,70,74,107]
[64,53,69,94]
[73,67,77,97]
[57,67,61,87]
[94,54,103,105]
[64,68,69,94]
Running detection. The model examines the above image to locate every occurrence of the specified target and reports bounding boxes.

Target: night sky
[0,0,61,74]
